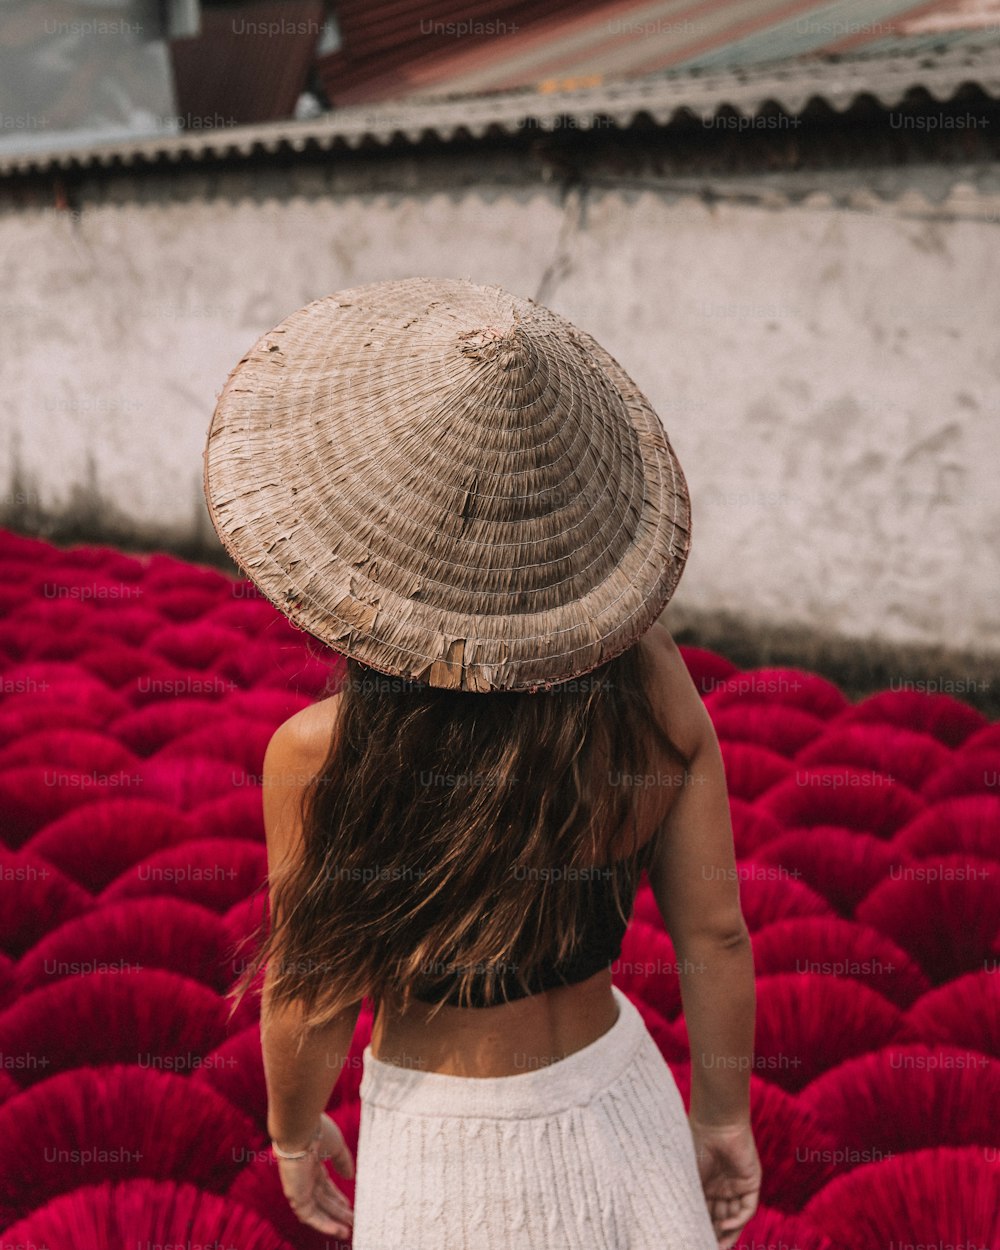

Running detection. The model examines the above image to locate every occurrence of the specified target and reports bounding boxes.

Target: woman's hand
[688,1116,761,1250]
[274,1112,355,1239]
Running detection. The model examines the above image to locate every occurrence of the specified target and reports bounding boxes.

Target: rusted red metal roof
[2,1,999,175]
[317,0,614,105]
[316,0,1000,105]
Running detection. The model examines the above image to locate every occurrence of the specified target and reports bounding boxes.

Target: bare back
[296,620,700,1076]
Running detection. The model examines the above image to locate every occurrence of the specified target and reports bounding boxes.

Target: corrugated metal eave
[2,42,998,177]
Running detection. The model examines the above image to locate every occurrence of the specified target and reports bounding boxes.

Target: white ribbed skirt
[353,985,719,1250]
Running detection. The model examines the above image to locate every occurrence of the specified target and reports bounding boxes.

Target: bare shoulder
[268,690,343,773]
[639,620,713,761]
[260,692,343,862]
[642,618,683,666]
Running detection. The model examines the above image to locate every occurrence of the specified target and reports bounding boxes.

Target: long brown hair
[228,634,691,1032]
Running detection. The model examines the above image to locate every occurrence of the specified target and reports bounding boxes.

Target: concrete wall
[2,165,998,654]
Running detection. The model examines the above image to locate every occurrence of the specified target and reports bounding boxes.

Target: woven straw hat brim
[203,278,691,692]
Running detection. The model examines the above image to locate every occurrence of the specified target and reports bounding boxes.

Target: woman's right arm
[643,623,756,1127]
[643,626,761,1247]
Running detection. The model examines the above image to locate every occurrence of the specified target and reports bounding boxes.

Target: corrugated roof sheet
[315,0,1000,102]
[2,37,997,177]
[317,0,610,105]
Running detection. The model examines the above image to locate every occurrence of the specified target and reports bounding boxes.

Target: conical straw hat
[203,277,691,693]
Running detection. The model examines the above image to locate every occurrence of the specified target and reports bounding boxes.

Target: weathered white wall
[2,175,998,652]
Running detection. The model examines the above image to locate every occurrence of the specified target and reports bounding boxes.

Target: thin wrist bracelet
[271,1119,322,1160]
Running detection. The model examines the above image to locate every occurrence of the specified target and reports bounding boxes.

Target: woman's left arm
[258,706,360,1237]
[262,992,363,1152]
[262,991,360,1237]
[260,704,357,1149]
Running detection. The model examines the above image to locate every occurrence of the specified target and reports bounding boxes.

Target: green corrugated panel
[847,27,1000,57]
[669,0,952,71]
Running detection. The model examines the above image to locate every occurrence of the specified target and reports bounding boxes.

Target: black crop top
[411,837,656,1008]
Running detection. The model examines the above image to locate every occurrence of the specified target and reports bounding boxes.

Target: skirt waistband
[359,984,646,1119]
